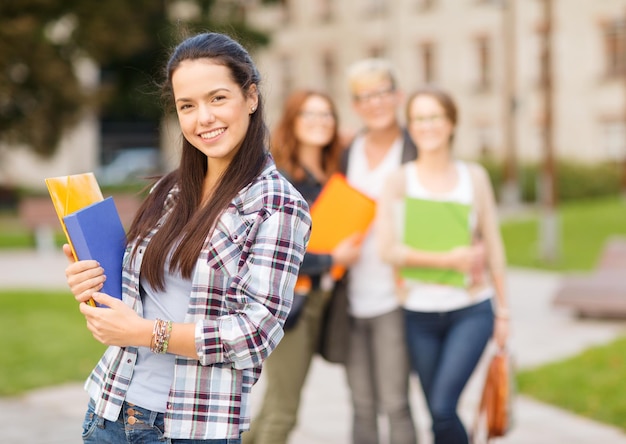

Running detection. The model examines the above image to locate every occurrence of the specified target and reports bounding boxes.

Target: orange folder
[308,173,376,280]
[45,172,104,307]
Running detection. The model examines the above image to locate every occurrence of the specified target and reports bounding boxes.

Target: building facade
[247,0,626,164]
[5,0,626,191]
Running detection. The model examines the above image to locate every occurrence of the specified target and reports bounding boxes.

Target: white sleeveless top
[402,161,493,312]
[346,134,403,318]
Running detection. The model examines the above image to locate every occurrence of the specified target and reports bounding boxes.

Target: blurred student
[377,85,509,444]
[243,89,361,444]
[62,32,311,443]
[340,58,418,444]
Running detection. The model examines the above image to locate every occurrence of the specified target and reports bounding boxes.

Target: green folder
[400,197,471,287]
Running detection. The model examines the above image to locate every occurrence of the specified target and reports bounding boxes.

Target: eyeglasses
[298,111,335,121]
[353,87,395,104]
[410,114,447,125]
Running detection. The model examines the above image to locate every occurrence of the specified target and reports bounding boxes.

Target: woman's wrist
[134,317,158,348]
[495,307,510,320]
[150,318,173,354]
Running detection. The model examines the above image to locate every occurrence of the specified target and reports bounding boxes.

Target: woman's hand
[63,243,105,303]
[79,293,152,348]
[493,316,509,349]
[448,244,485,274]
[469,239,487,286]
[332,233,363,267]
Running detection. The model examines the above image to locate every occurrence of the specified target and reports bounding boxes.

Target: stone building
[5,0,626,191]
[247,0,626,164]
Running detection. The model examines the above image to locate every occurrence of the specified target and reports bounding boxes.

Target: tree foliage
[0,0,269,157]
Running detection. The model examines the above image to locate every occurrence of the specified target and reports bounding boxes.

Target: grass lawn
[0,290,105,396]
[501,197,626,431]
[0,212,37,249]
[517,337,626,431]
[0,212,65,249]
[501,196,626,271]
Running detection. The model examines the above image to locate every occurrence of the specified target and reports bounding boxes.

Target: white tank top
[346,134,403,318]
[402,161,492,312]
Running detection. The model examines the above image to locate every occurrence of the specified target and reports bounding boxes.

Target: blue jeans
[82,399,242,444]
[404,299,494,444]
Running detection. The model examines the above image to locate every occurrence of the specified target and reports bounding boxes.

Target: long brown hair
[126,32,268,291]
[271,90,342,181]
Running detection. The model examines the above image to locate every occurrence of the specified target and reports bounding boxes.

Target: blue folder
[63,197,126,304]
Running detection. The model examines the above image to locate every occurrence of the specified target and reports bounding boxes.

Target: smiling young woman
[61,32,312,444]
[173,59,259,189]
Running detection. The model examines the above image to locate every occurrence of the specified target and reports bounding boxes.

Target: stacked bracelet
[150,318,172,354]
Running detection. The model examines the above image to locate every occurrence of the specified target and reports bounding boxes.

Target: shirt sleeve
[299,251,333,276]
[194,196,312,369]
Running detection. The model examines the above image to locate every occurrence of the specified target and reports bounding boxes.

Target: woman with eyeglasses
[377,85,509,444]
[242,90,362,444]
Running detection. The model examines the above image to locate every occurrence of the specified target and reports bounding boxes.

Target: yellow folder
[45,172,104,307]
[308,173,375,280]
[45,172,104,259]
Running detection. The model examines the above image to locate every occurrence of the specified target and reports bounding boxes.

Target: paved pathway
[1,251,626,443]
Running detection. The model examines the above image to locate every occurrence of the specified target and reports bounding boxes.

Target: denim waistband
[88,398,164,428]
[120,400,163,428]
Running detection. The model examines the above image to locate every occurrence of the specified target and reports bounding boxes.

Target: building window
[362,0,387,17]
[476,124,496,158]
[419,42,436,84]
[368,46,386,59]
[475,36,492,91]
[528,27,543,89]
[416,0,435,11]
[279,0,292,25]
[603,19,626,78]
[279,54,294,105]
[319,0,332,22]
[600,120,626,160]
[322,50,336,94]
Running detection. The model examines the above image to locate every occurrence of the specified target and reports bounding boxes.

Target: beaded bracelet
[150,318,172,354]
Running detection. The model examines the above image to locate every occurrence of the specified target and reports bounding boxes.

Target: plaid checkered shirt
[84,156,311,439]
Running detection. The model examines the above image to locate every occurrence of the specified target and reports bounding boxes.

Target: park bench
[552,237,626,318]
[18,194,141,253]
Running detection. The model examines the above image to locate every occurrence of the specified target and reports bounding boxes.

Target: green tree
[0,0,269,158]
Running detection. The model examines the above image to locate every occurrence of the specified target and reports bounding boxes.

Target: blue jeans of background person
[405,299,494,444]
[82,399,242,444]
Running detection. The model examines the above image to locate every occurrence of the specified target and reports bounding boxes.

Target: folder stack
[45,173,125,304]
